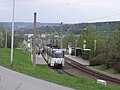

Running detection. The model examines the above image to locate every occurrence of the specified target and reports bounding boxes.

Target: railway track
[42,54,74,76]
[48,66,74,76]
[42,54,120,85]
[65,57,120,85]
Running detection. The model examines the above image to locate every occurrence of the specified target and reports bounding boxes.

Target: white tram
[43,46,64,68]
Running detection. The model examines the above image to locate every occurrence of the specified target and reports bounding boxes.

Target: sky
[0,0,120,23]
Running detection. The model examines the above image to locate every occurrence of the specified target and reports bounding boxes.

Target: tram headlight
[55,60,61,64]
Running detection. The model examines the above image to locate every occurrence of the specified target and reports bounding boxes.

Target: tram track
[48,66,74,76]
[65,57,120,85]
[42,54,120,85]
[42,54,74,76]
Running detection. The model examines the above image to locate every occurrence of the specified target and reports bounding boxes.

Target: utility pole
[94,40,96,51]
[33,12,37,66]
[30,38,33,61]
[5,29,7,48]
[10,0,15,67]
[60,22,63,49]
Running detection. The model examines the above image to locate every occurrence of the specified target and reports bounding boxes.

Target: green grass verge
[0,48,120,90]
[93,65,120,77]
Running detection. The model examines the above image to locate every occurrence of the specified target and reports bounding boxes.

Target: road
[0,66,74,90]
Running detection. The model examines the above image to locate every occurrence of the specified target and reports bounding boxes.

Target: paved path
[36,54,47,64]
[31,54,47,65]
[0,66,74,90]
[65,55,89,66]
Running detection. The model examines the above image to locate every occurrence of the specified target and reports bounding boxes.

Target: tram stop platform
[65,55,90,66]
[31,54,47,65]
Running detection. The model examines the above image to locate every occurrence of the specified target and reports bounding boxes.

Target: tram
[43,45,64,68]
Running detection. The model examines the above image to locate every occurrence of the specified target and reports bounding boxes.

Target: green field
[0,48,120,90]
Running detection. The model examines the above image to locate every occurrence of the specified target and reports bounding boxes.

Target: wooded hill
[0,21,120,35]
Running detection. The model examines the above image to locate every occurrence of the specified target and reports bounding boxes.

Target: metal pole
[94,40,96,51]
[83,40,86,60]
[10,0,15,67]
[5,29,7,48]
[33,12,37,66]
[75,39,78,56]
[60,22,63,49]
[31,38,33,61]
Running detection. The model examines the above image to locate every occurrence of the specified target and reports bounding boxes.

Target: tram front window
[53,53,64,58]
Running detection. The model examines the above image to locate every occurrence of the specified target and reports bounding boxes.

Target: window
[52,51,64,58]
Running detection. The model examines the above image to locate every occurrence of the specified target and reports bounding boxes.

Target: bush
[114,61,120,72]
[82,50,91,60]
[106,59,118,68]
[90,53,105,66]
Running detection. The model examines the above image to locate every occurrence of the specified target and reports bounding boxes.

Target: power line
[84,13,120,22]
[64,24,74,36]
[50,26,59,34]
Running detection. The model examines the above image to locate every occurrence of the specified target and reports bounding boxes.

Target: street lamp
[83,40,86,59]
[10,0,15,66]
[83,40,86,49]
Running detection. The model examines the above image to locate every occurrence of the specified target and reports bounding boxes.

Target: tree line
[0,27,23,48]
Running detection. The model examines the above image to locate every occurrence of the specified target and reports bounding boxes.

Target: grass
[93,65,120,76]
[0,48,120,90]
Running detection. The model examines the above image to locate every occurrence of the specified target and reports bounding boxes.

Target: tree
[106,29,120,71]
[0,31,3,47]
[77,25,107,63]
[62,33,75,48]
[0,28,5,48]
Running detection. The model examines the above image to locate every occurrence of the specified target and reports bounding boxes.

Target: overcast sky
[0,0,120,23]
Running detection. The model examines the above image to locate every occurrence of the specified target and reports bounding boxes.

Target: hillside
[0,21,120,34]
[0,22,60,30]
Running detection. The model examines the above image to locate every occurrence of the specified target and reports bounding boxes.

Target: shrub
[82,50,91,60]
[114,61,120,72]
[106,59,119,68]
[90,53,105,66]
